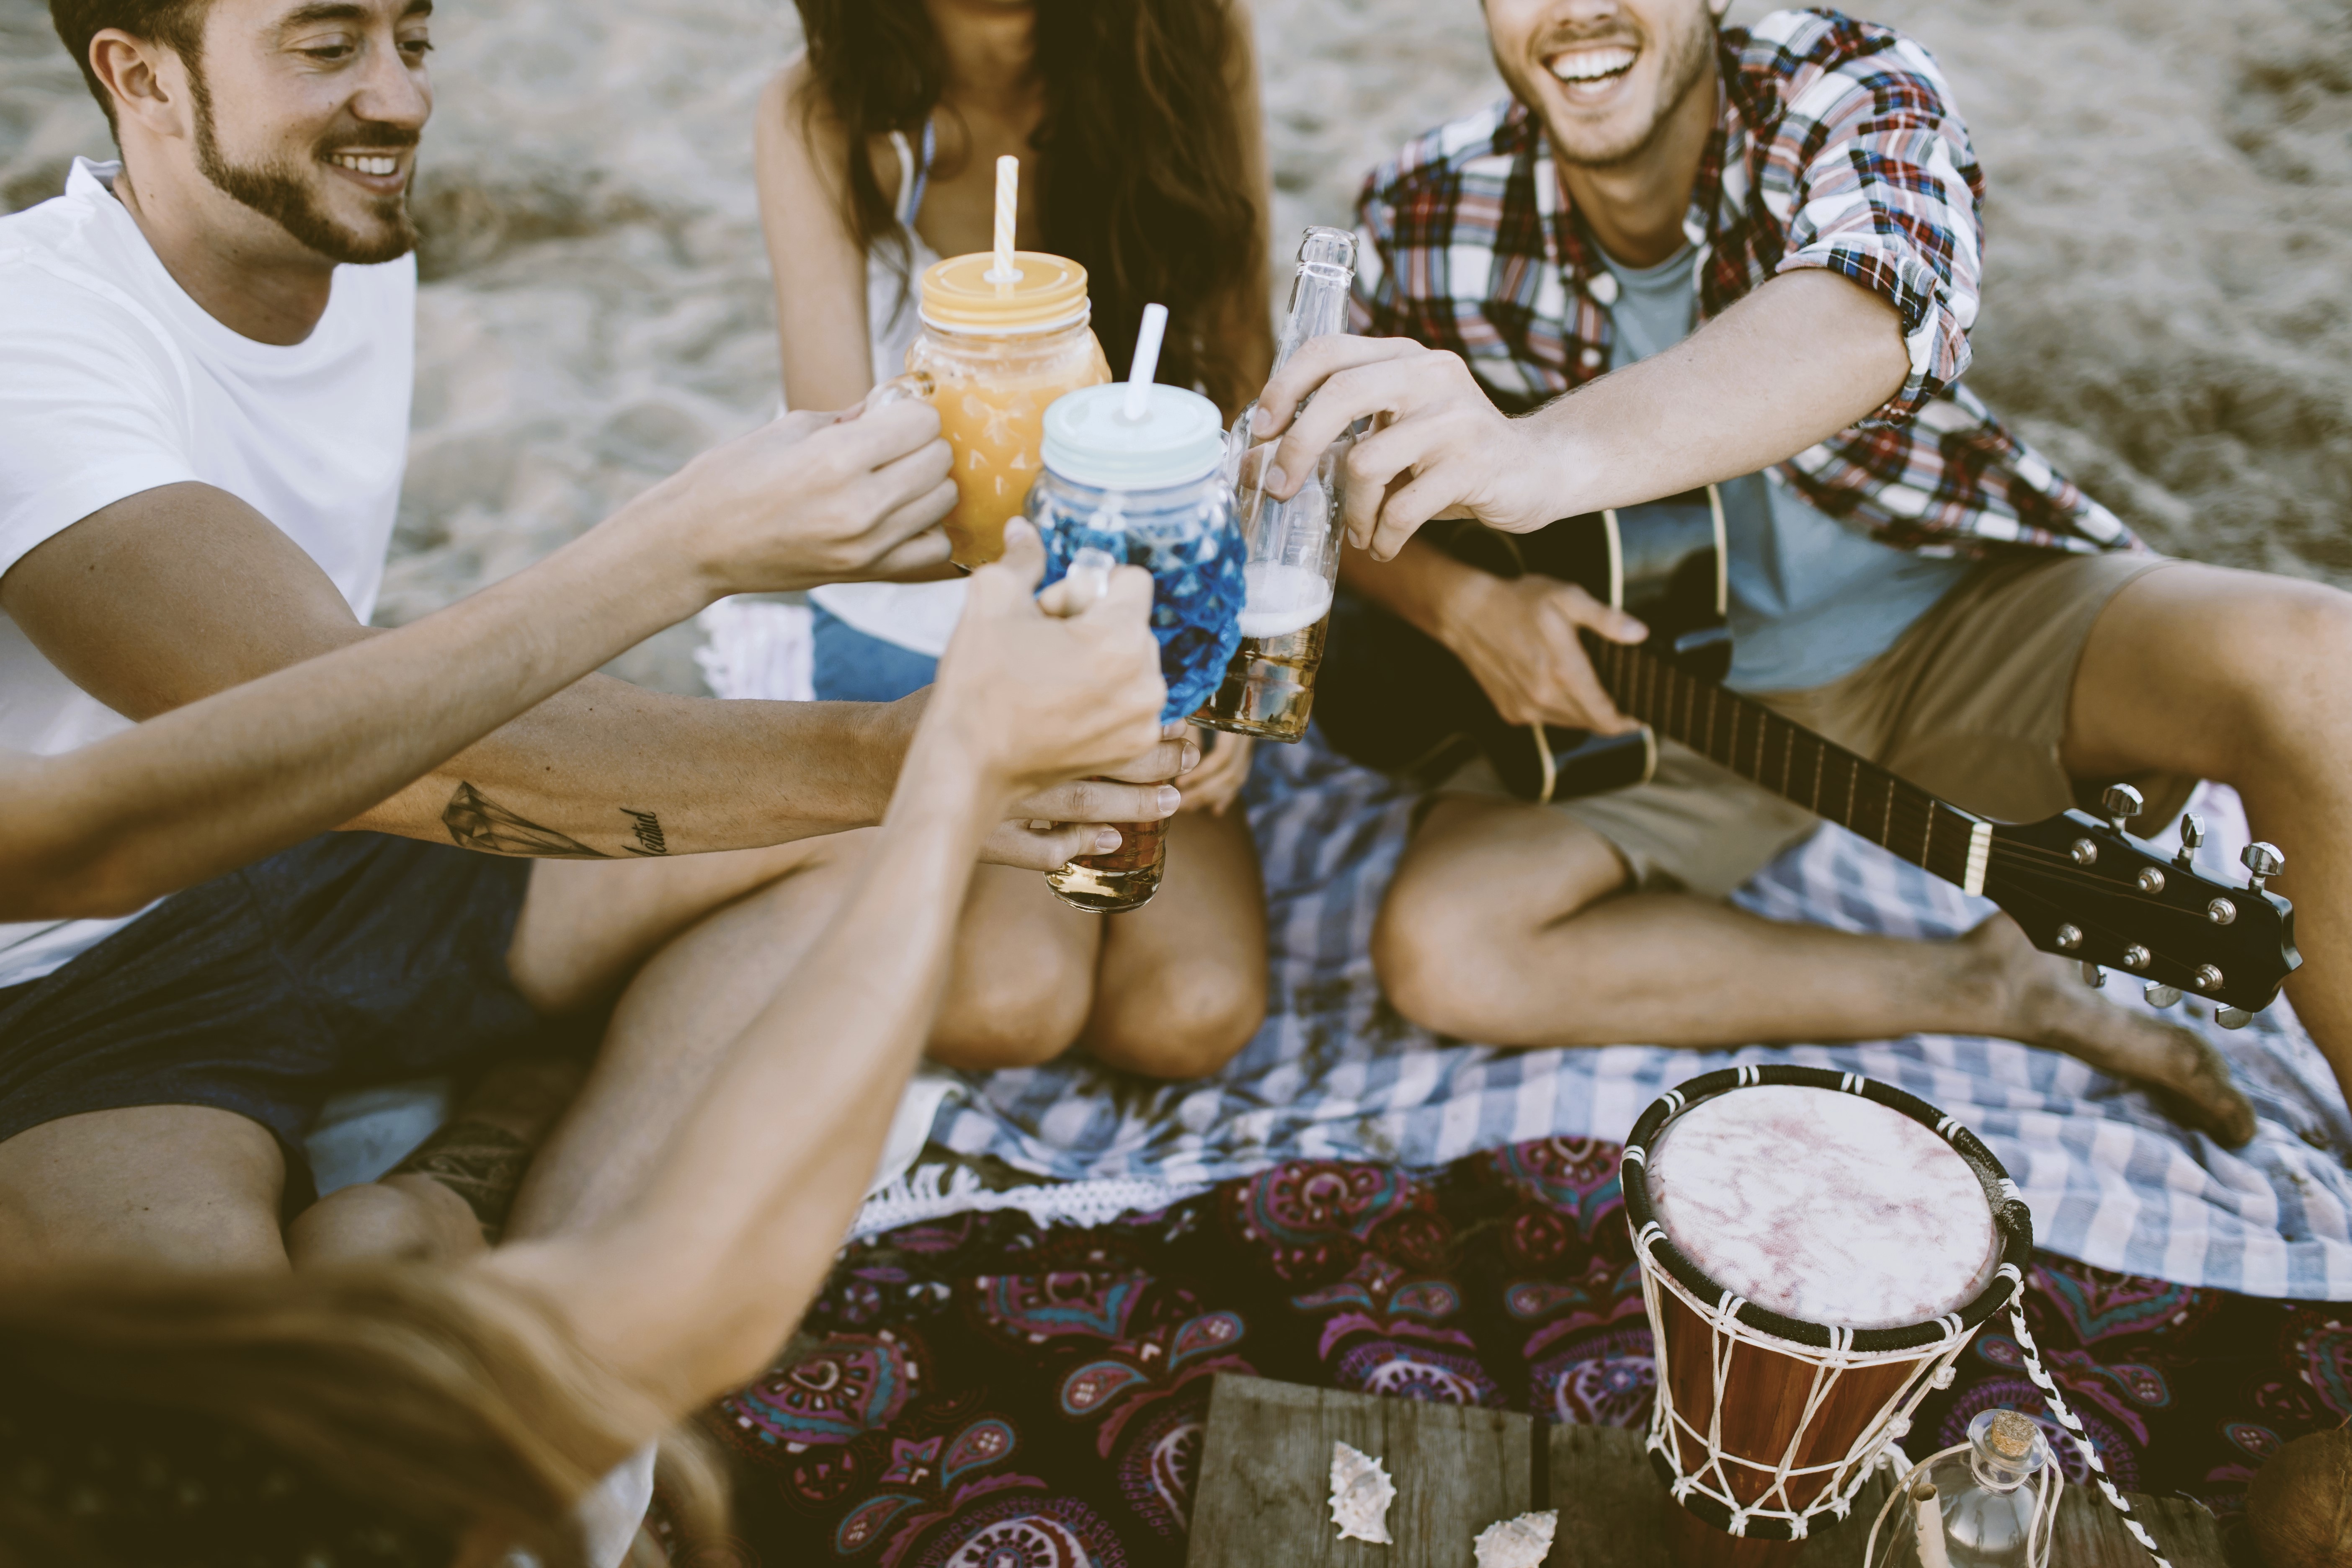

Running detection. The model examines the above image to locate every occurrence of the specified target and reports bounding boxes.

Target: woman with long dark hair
[753,0,1275,1078]
[0,530,1169,1568]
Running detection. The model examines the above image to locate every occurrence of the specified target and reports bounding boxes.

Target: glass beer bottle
[1196,226,1358,742]
[1028,380,1245,913]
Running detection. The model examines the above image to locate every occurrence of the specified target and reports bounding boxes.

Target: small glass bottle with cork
[1904,1408,2055,1568]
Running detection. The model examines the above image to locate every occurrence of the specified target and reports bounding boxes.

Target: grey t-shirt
[1598,242,1972,693]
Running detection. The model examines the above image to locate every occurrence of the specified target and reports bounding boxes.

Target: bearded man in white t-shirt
[0,0,1189,1275]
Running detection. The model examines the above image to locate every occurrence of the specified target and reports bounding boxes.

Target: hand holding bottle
[928,522,1167,806]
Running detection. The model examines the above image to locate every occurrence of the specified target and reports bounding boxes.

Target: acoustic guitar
[1311,492,2301,1021]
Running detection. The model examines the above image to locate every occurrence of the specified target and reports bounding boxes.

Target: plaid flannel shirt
[1350,7,2130,556]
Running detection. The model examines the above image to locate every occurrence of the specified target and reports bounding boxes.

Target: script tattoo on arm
[619,807,668,856]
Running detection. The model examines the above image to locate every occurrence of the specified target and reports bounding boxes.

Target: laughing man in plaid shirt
[1252,0,2352,1139]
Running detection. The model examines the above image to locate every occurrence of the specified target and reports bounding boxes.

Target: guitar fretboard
[1587,637,1991,896]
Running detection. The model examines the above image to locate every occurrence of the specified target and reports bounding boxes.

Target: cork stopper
[1986,1409,2037,1461]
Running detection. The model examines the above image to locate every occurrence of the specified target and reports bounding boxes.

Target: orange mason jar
[905,251,1112,568]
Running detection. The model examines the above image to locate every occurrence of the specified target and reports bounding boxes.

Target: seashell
[1473,1509,1558,1568]
[1328,1441,1396,1545]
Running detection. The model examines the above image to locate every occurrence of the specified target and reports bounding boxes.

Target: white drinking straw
[1124,302,1168,422]
[988,155,1019,285]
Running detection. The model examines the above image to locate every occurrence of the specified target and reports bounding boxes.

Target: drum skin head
[1620,1064,2032,1355]
[1647,1084,2001,1331]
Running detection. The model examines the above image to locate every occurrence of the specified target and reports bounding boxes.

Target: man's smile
[326,148,410,192]
[1545,42,1640,102]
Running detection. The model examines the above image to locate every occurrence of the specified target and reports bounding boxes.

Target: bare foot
[1965,917,2258,1148]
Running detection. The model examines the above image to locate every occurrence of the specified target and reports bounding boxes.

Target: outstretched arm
[1,403,1185,872]
[1256,268,1908,561]
[486,523,1170,1417]
[0,492,735,919]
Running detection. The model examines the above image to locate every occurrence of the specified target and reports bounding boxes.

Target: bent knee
[285,1173,483,1267]
[2230,583,2352,754]
[1088,963,1267,1080]
[1372,882,1508,1036]
[0,1105,289,1274]
[929,965,1092,1072]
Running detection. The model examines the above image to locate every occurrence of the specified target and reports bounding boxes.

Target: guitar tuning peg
[2101,782,2145,833]
[2143,982,2182,1009]
[2174,813,2205,871]
[2216,1006,2253,1030]
[2081,961,2105,990]
[2243,842,2283,893]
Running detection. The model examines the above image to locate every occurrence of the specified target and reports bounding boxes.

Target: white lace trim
[851,1161,1212,1240]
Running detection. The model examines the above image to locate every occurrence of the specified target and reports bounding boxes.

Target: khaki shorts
[1439,552,2195,900]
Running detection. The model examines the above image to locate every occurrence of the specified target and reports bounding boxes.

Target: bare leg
[1086,805,1268,1079]
[0,1105,288,1275]
[1376,793,2255,1143]
[926,864,1103,1070]
[506,835,861,1240]
[287,1057,584,1266]
[505,843,828,1015]
[2064,563,2352,1107]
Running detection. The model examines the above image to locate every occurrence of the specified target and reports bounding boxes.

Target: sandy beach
[3,0,2346,696]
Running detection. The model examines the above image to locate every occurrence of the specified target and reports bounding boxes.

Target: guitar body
[1316,495,1728,803]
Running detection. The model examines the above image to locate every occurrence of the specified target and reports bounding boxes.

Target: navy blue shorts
[0,832,581,1206]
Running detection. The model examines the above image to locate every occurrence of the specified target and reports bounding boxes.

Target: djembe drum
[1620,1064,2035,1566]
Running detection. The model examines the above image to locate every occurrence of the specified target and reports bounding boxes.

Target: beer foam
[1238,562,1334,639]
[1646,1085,2001,1330]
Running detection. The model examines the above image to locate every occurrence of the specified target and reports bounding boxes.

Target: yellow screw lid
[919,250,1091,334]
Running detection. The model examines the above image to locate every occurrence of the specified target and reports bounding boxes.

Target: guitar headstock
[1983,789,2299,1021]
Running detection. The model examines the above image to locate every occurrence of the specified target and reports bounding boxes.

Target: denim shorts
[812,605,940,703]
[0,832,580,1206]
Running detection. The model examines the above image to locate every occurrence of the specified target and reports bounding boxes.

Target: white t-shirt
[0,157,414,990]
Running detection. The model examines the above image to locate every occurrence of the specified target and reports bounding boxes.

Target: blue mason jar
[1026,382,1245,912]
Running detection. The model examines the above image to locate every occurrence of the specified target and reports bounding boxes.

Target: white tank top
[806,124,969,660]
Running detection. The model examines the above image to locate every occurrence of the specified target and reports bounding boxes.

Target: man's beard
[1513,15,1716,169]
[188,64,417,265]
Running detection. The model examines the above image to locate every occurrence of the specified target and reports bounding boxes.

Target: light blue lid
[1040,382,1225,491]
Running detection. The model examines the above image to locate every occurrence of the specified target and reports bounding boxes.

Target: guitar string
[1594,641,1971,873]
[1591,634,2269,989]
[1983,838,2254,908]
[1597,640,2264,914]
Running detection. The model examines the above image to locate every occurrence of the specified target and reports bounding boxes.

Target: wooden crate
[1187,1375,2226,1568]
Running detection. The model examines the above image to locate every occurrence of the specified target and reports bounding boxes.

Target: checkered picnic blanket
[699,601,2352,1300]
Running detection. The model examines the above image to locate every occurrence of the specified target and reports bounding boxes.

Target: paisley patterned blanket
[686,1141,2351,1568]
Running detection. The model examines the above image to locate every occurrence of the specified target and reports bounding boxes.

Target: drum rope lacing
[1639,1251,1977,1539]
[2002,1300,2174,1567]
